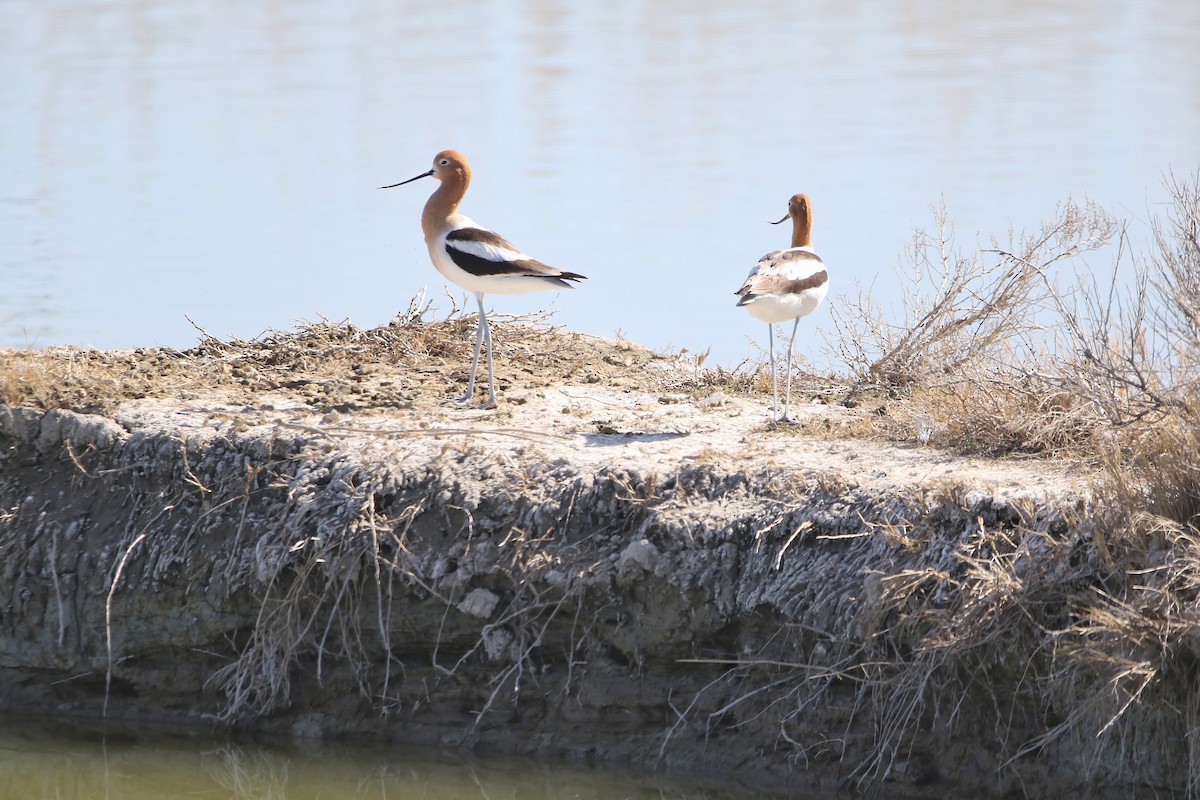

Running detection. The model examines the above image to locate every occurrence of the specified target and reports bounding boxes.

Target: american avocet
[734,193,829,422]
[381,150,586,408]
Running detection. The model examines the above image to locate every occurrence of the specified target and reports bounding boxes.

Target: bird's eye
[439,158,449,166]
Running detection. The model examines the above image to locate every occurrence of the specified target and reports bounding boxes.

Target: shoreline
[0,323,1182,798]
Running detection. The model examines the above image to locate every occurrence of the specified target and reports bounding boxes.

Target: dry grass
[825,196,1120,455]
[819,173,1200,460]
[0,293,700,418]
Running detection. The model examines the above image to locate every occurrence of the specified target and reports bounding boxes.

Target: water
[2,1,1199,367]
[2,0,1198,367]
[0,718,779,800]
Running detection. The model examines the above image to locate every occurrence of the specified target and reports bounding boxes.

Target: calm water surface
[0,719,786,800]
[3,1,1199,367]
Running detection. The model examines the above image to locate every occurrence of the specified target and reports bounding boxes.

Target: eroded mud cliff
[0,326,1189,798]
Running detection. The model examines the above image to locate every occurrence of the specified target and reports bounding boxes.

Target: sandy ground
[4,316,1088,500]
[114,366,1085,502]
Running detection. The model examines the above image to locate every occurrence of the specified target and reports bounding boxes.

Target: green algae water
[0,719,787,800]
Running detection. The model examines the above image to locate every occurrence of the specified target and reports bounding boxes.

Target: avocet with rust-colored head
[735,193,829,422]
[382,150,586,408]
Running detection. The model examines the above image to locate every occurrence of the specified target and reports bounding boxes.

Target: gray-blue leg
[455,292,487,404]
[783,316,799,422]
[768,323,778,420]
[480,299,497,408]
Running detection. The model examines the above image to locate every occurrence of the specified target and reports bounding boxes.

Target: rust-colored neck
[791,206,813,249]
[420,163,470,243]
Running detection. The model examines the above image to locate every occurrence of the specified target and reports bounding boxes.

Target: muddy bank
[0,330,1189,798]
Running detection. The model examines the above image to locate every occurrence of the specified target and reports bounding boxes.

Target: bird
[381,150,586,408]
[734,193,829,422]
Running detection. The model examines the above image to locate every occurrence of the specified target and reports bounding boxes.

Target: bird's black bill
[379,169,434,189]
[769,213,789,225]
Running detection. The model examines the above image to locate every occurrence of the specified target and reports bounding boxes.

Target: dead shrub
[828,197,1115,391]
[825,197,1119,455]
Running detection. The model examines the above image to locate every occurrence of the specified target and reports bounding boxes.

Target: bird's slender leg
[768,323,779,420]
[480,298,497,409]
[783,316,800,422]
[454,292,487,405]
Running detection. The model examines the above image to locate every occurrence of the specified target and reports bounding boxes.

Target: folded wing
[446,227,586,284]
[735,248,827,305]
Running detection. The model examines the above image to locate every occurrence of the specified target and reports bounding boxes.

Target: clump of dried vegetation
[825,174,1200,463]
[809,171,1200,792]
[0,291,690,417]
[826,195,1113,454]
[824,171,1200,474]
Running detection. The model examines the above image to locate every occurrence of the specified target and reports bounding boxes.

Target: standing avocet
[734,193,829,422]
[382,150,586,408]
